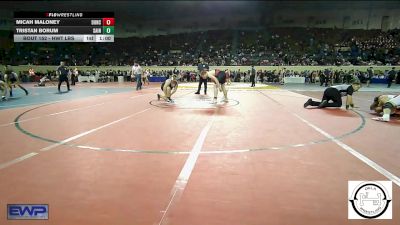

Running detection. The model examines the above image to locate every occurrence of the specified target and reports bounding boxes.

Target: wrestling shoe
[372,116,389,122]
[211,98,217,104]
[303,98,312,108]
[194,92,200,94]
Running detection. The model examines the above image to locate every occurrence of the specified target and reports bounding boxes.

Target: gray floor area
[276,83,400,92]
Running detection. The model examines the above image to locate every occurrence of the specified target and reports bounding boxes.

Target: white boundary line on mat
[293,112,400,187]
[157,116,215,225]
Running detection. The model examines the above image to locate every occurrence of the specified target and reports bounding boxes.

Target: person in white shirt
[131,62,142,90]
[28,68,35,77]
[71,67,78,85]
[142,69,150,86]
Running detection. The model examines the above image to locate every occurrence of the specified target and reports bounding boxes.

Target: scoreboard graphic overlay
[14,12,114,42]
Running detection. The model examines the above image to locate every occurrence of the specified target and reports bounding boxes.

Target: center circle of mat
[149,96,239,109]
[14,102,366,155]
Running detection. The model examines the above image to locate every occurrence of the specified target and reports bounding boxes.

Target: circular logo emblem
[349,181,392,219]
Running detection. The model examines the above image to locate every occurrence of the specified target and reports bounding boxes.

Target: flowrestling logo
[7,204,49,220]
[348,181,392,219]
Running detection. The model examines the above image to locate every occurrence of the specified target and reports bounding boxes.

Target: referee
[195,57,209,95]
[57,61,71,93]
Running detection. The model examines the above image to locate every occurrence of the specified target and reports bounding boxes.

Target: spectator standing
[142,69,150,86]
[132,62,143,91]
[366,67,373,87]
[396,70,400,84]
[323,68,331,87]
[387,67,396,88]
[319,70,325,86]
[250,65,256,87]
[72,67,78,86]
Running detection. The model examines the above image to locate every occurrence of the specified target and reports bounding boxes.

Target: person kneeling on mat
[371,95,400,122]
[157,76,178,103]
[304,81,361,109]
[369,95,398,114]
[200,69,229,104]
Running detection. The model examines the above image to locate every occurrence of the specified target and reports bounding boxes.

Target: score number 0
[102,18,115,26]
[102,18,115,34]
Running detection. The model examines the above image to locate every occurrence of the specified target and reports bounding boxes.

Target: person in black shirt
[319,70,325,86]
[397,70,400,84]
[344,70,352,84]
[304,81,361,109]
[366,67,373,87]
[195,57,209,95]
[323,68,330,87]
[250,65,256,87]
[387,67,396,88]
[259,71,265,83]
[173,67,179,76]
[57,61,71,93]
[3,65,29,98]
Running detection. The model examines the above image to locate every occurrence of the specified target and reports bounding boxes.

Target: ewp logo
[7,204,49,220]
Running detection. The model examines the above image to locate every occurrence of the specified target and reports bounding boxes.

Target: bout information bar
[14,12,114,42]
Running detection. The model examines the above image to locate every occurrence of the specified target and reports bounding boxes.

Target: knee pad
[383,102,394,109]
[383,102,396,114]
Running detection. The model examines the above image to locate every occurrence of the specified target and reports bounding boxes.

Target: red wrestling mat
[0,86,398,225]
